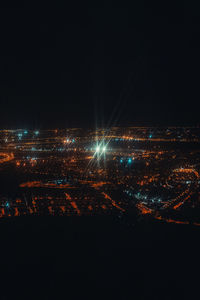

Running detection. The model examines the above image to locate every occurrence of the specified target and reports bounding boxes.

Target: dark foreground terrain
[0,216,199,299]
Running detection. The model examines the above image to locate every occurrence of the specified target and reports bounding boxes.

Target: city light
[18,133,23,140]
[96,146,100,153]
[5,202,10,208]
[94,143,108,155]
[0,127,199,227]
[128,158,132,164]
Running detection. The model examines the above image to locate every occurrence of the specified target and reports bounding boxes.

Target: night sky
[0,1,199,129]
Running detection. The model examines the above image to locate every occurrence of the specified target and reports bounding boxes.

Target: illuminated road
[0,128,200,226]
[136,167,200,225]
[0,152,14,164]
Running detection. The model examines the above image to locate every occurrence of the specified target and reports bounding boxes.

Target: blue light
[149,134,152,139]
[18,133,23,139]
[120,159,123,163]
[24,130,28,134]
[5,202,10,208]
[35,131,39,135]
[72,138,75,143]
[128,158,132,164]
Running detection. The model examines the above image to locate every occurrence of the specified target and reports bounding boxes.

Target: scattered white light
[96,146,100,153]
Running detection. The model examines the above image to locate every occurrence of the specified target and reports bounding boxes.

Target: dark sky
[0,1,199,129]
